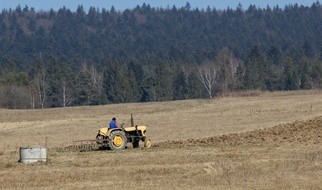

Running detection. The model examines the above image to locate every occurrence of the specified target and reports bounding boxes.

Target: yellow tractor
[96,116,152,150]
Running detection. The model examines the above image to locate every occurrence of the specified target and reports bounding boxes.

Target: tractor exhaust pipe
[131,113,134,127]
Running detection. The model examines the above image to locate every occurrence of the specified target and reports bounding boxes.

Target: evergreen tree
[265,46,283,90]
[103,61,134,103]
[103,61,118,103]
[282,56,300,90]
[76,68,94,105]
[140,74,157,102]
[244,46,263,89]
[46,57,63,107]
[127,61,143,102]
[173,67,189,100]
[310,57,322,89]
[154,62,174,101]
[187,71,203,99]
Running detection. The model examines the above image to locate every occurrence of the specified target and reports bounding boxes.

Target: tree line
[0,2,322,108]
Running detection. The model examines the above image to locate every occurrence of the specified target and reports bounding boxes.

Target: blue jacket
[109,120,118,129]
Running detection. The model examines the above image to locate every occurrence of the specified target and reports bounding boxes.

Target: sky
[0,0,319,12]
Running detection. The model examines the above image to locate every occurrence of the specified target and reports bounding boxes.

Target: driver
[109,117,120,129]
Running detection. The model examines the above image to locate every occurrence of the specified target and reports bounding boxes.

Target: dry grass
[0,144,321,190]
[0,90,321,189]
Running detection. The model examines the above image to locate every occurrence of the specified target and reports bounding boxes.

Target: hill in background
[1,3,322,108]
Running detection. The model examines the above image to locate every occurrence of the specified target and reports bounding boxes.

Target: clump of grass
[0,146,5,156]
[5,163,13,168]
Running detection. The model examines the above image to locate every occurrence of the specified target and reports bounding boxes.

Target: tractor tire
[132,140,139,148]
[108,130,127,150]
[144,138,152,148]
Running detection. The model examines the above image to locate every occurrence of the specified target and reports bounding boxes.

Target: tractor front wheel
[144,138,152,148]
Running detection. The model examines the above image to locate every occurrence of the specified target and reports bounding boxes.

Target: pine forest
[1,2,322,108]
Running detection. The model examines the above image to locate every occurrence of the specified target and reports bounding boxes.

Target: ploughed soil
[155,116,322,148]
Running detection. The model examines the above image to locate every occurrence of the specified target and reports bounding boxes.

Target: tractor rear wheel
[108,130,127,150]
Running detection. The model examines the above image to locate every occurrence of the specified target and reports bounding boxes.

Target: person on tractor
[109,117,119,129]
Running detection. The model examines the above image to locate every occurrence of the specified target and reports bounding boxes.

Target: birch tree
[90,64,105,104]
[61,79,74,107]
[34,55,48,109]
[197,63,217,99]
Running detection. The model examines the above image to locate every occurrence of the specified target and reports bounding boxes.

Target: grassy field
[0,90,321,189]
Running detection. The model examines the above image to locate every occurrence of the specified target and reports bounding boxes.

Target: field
[0,90,321,189]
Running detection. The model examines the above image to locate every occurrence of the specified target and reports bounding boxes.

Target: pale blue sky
[0,0,319,12]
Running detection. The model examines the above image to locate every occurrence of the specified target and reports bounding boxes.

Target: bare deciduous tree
[29,87,36,109]
[217,47,242,94]
[34,75,46,109]
[90,64,104,103]
[34,61,47,109]
[197,63,217,99]
[61,79,74,107]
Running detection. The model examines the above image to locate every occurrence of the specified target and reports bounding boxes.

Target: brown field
[0,90,321,189]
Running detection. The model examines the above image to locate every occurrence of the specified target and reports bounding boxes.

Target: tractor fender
[98,127,108,136]
[98,127,123,136]
[107,128,124,136]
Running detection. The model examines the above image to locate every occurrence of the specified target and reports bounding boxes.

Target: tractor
[96,116,152,150]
